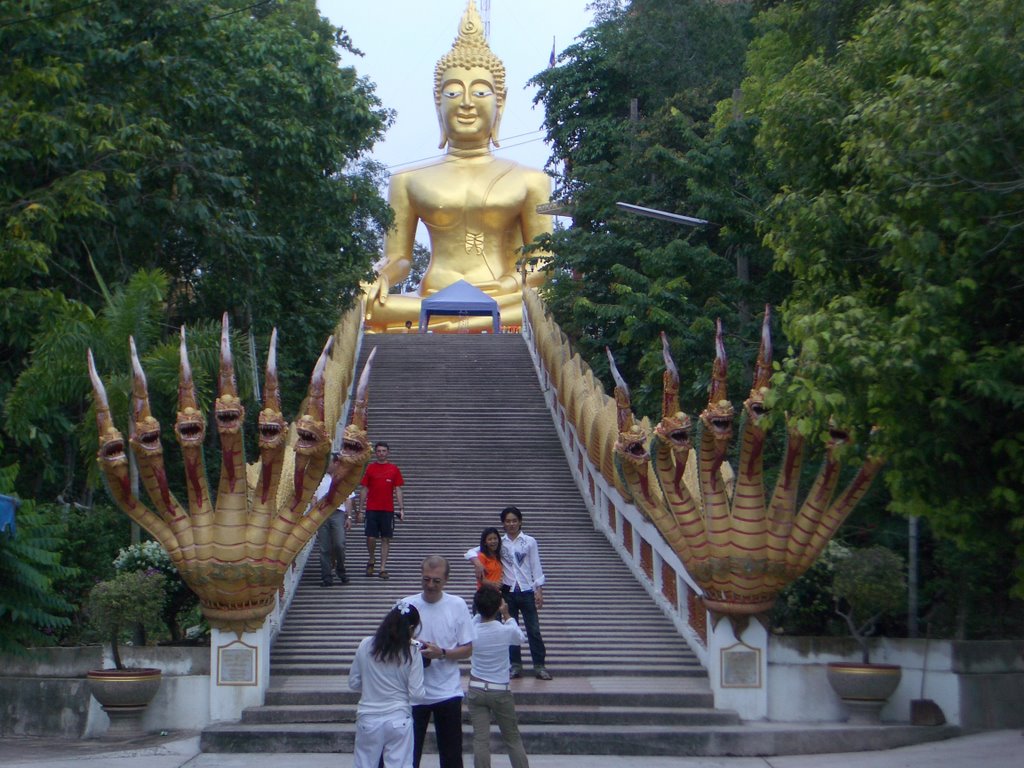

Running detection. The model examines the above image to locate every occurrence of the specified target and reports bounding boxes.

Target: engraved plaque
[217,640,257,686]
[720,643,761,688]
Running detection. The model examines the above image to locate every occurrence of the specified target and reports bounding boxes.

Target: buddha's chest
[407,165,527,231]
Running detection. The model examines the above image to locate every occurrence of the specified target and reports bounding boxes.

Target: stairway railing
[521,289,708,667]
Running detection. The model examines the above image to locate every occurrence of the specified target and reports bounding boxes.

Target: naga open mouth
[829,427,850,444]
[617,434,650,465]
[748,401,768,418]
[131,416,162,455]
[215,397,243,433]
[710,416,733,434]
[175,406,206,445]
[667,427,691,445]
[257,413,286,449]
[294,415,328,455]
[99,436,126,463]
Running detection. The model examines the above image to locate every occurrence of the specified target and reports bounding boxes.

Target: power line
[385,129,550,172]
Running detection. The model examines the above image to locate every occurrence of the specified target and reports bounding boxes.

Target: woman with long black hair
[349,600,426,767]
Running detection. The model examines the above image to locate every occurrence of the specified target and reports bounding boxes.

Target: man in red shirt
[358,441,405,580]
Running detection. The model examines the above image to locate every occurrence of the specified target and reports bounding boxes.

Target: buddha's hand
[363,273,390,307]
[478,275,521,295]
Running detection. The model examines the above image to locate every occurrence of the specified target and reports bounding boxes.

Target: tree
[530,0,783,419]
[0,462,76,654]
[755,0,1024,594]
[2,0,391,501]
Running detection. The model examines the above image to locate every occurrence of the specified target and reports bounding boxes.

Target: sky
[316,1,596,176]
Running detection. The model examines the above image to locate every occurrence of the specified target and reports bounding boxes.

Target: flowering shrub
[114,541,200,642]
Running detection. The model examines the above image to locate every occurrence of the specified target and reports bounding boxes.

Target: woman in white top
[349,600,426,768]
[467,587,530,768]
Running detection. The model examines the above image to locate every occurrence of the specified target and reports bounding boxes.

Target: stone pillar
[208,624,270,722]
[708,615,768,720]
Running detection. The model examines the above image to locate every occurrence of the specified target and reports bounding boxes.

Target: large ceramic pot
[826,662,901,724]
[86,667,162,737]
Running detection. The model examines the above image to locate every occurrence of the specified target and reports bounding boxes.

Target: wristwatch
[440,648,447,660]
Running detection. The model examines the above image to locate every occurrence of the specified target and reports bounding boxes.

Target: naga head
[700,319,735,446]
[257,328,287,452]
[826,421,851,456]
[743,306,773,426]
[655,332,694,455]
[88,349,129,471]
[294,336,333,458]
[338,347,376,467]
[128,337,163,459]
[214,313,245,435]
[175,327,206,448]
[606,347,650,466]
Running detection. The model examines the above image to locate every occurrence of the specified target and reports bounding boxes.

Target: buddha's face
[438,66,502,148]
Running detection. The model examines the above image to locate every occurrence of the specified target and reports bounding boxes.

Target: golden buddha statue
[363,0,551,333]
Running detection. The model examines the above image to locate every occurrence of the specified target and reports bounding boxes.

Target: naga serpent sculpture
[606,307,885,626]
[87,314,375,634]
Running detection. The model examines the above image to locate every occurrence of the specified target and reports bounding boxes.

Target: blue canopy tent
[418,280,500,333]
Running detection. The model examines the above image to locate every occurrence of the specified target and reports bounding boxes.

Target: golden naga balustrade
[524,291,884,624]
[87,307,372,634]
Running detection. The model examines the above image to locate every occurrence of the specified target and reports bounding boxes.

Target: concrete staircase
[201,334,959,756]
[201,333,742,755]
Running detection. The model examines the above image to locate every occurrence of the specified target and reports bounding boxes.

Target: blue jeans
[502,587,545,669]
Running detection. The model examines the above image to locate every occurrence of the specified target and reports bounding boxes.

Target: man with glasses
[406,555,475,768]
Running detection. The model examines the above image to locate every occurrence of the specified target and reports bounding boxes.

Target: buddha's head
[434,1,507,150]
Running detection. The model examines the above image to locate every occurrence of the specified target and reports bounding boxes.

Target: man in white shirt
[405,555,475,768]
[499,506,551,680]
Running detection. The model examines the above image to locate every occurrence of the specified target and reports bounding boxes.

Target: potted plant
[85,568,167,735]
[825,545,906,723]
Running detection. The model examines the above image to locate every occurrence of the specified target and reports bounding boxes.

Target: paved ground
[0,729,1020,768]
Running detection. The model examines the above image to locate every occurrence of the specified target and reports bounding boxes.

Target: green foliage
[1,0,391,505]
[0,462,76,654]
[754,0,1024,593]
[832,545,906,662]
[46,501,129,644]
[772,539,849,636]
[114,541,199,642]
[86,569,167,669]
[531,0,786,419]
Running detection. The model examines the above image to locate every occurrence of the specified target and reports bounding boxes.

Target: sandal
[378,570,390,580]
[365,561,375,577]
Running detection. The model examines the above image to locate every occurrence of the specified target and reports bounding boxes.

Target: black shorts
[364,510,396,539]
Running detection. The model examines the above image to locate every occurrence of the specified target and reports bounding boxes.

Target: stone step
[228,333,731,757]
[199,720,960,756]
[241,703,735,727]
[262,678,714,708]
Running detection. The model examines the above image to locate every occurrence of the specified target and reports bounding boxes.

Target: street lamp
[615,201,710,227]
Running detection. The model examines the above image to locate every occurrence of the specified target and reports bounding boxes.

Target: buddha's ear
[437,104,449,150]
[490,89,508,148]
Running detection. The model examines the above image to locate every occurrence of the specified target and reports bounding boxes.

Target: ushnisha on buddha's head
[434,0,507,150]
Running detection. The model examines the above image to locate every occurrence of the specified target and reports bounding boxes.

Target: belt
[469,680,510,691]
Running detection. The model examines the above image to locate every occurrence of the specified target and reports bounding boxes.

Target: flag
[548,37,556,68]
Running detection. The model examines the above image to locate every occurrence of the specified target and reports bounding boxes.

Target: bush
[87,569,167,669]
[832,545,906,663]
[114,541,200,642]
[771,539,849,636]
